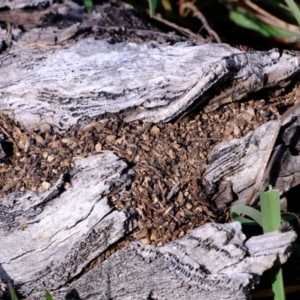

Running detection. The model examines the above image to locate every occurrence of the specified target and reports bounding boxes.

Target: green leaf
[148,0,158,17]
[260,188,285,300]
[84,0,93,13]
[232,188,297,299]
[269,266,286,300]
[260,188,281,233]
[8,282,19,300]
[285,0,300,26]
[45,291,53,300]
[230,10,300,39]
[230,204,262,226]
[281,211,300,222]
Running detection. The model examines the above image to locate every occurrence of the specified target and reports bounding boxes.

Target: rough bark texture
[0,0,53,9]
[44,222,295,300]
[0,152,137,296]
[1,38,300,131]
[204,106,300,206]
[0,1,299,299]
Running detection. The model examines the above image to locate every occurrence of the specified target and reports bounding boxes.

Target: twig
[246,100,300,206]
[179,2,221,43]
[158,180,180,223]
[151,14,208,44]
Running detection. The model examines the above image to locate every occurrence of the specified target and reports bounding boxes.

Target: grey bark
[0,152,137,296]
[0,0,53,10]
[0,1,299,299]
[204,106,300,206]
[42,222,296,300]
[1,151,295,299]
[1,38,300,131]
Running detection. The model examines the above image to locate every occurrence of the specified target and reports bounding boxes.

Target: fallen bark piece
[45,222,296,300]
[204,108,300,206]
[204,120,278,205]
[0,152,137,296]
[1,37,300,131]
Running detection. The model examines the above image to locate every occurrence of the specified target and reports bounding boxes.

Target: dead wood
[39,222,296,300]
[0,0,53,10]
[0,152,137,296]
[0,0,188,53]
[204,105,300,207]
[1,1,300,133]
[0,1,300,299]
[1,38,300,132]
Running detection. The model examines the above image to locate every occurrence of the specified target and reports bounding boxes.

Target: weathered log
[0,1,299,299]
[0,150,295,299]
[0,0,187,51]
[0,152,137,296]
[204,106,300,206]
[1,37,300,131]
[39,222,296,300]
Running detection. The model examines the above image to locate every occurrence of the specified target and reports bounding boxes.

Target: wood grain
[0,152,137,296]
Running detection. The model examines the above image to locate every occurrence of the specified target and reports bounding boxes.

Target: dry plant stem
[246,99,300,206]
[157,180,180,223]
[151,14,207,44]
[179,2,221,43]
[12,40,65,50]
[240,0,300,34]
[5,22,12,48]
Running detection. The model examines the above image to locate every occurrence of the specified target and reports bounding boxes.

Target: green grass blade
[281,211,300,222]
[230,204,262,226]
[285,0,300,26]
[148,0,158,17]
[230,10,300,39]
[260,188,285,300]
[269,266,286,300]
[84,0,93,13]
[7,282,19,300]
[260,188,281,233]
[45,291,53,300]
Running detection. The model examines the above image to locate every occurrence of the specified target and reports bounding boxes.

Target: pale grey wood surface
[0,0,53,9]
[204,107,300,206]
[1,38,300,131]
[1,150,295,299]
[1,1,299,298]
[0,152,137,296]
[45,222,296,300]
